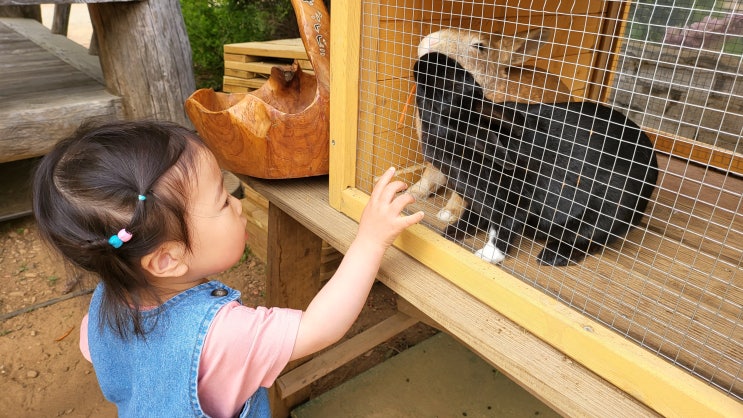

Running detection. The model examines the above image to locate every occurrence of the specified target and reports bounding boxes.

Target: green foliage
[181,0,297,90]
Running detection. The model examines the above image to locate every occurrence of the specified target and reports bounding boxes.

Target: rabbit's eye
[472,42,487,52]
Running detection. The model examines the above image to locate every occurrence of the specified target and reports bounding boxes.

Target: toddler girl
[32,120,424,417]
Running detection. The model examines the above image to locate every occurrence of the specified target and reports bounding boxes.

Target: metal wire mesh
[354,0,742,399]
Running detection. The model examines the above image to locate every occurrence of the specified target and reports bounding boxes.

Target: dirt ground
[0,212,436,417]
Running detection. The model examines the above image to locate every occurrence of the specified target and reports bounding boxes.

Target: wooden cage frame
[329,2,741,417]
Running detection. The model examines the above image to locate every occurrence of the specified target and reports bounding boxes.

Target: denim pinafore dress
[88,281,270,417]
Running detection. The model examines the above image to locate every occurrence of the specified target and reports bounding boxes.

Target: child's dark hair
[33,120,206,339]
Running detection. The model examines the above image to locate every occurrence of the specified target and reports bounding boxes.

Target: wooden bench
[0,0,195,220]
[242,175,659,417]
[0,17,121,162]
[0,0,195,164]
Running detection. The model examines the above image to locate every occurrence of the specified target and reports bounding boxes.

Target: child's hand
[291,167,424,361]
[357,167,425,251]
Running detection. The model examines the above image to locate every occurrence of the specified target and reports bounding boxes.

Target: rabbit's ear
[500,28,553,66]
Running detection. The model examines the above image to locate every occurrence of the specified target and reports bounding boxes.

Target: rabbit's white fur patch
[474,227,506,264]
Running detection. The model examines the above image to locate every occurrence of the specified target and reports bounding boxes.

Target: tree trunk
[88,0,195,127]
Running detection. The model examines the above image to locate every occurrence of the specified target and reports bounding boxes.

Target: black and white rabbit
[413,52,658,266]
[408,27,572,224]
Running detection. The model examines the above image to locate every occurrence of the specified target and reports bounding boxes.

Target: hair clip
[138,194,146,201]
[108,229,133,248]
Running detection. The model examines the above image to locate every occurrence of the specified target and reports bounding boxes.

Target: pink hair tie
[108,228,133,248]
[117,229,133,242]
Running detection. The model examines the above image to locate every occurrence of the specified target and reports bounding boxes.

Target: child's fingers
[382,180,410,203]
[388,191,424,229]
[399,210,425,227]
[370,166,424,226]
[371,167,396,200]
[389,188,416,212]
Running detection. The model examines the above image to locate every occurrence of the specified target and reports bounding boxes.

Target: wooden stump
[88,0,195,127]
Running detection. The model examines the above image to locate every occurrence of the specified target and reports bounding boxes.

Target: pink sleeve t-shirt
[80,301,302,418]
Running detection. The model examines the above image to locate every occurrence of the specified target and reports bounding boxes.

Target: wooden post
[266,202,322,417]
[87,0,195,127]
[51,4,70,36]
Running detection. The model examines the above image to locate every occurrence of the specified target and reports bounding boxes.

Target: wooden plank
[396,297,444,331]
[222,84,251,94]
[276,312,418,398]
[0,17,102,83]
[651,130,743,176]
[224,59,313,77]
[224,67,255,79]
[0,87,123,162]
[225,60,290,75]
[242,196,268,262]
[0,18,122,163]
[296,59,313,71]
[244,176,661,418]
[241,183,341,279]
[266,202,321,309]
[223,52,261,63]
[222,75,268,89]
[329,0,362,206]
[224,38,308,60]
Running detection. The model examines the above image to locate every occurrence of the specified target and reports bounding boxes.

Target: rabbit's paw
[437,209,454,223]
[474,242,505,264]
[407,180,432,199]
[440,192,466,223]
[537,247,570,266]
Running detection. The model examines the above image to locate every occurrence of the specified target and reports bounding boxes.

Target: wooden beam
[265,202,322,417]
[276,311,418,399]
[328,0,361,207]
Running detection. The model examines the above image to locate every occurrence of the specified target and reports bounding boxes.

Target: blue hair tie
[138,194,146,201]
[108,235,123,248]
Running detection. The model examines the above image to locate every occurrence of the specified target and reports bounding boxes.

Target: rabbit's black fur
[413,52,658,266]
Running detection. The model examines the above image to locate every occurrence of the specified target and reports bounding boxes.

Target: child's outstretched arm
[290,167,424,361]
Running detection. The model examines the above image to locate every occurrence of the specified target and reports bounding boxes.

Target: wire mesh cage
[335,0,742,409]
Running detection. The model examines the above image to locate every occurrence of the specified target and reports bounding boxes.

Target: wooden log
[51,4,69,35]
[87,0,195,127]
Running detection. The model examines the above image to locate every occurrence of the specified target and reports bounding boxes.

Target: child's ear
[140,241,189,278]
